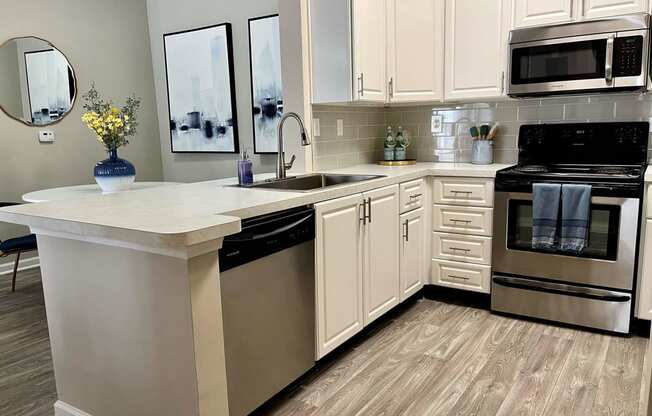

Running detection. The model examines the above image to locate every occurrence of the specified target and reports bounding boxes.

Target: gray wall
[0,0,163,250]
[147,0,281,182]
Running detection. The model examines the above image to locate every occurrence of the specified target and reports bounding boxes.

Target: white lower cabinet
[432,232,492,265]
[363,186,400,326]
[400,207,426,301]
[638,219,652,319]
[432,259,491,293]
[315,185,400,358]
[430,177,494,294]
[315,193,365,359]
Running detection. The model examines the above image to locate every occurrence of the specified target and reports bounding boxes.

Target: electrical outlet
[431,114,443,134]
[38,130,55,143]
[337,119,344,136]
[313,118,320,137]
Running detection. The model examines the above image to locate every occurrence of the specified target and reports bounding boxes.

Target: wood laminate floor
[0,269,649,416]
[0,268,56,416]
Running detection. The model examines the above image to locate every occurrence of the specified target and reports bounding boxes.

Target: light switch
[337,119,344,136]
[38,130,55,143]
[313,118,320,137]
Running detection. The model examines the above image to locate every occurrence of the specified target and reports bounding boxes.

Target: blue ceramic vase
[94,148,136,193]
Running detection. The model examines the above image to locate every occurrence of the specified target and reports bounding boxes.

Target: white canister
[472,140,494,165]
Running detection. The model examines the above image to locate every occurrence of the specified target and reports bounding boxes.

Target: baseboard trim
[54,401,93,416]
[0,255,39,275]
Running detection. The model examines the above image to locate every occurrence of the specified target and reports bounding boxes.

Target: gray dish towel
[532,183,561,250]
[561,184,591,253]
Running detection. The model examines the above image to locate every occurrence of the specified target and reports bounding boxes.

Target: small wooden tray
[377,159,417,166]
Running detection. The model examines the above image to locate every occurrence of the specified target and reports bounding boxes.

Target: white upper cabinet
[512,0,574,28]
[444,0,510,101]
[509,0,649,30]
[581,0,648,20]
[387,0,445,103]
[352,0,387,102]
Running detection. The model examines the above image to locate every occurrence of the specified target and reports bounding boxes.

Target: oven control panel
[613,36,643,77]
[518,122,649,165]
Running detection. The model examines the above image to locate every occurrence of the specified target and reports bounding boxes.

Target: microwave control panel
[613,36,643,77]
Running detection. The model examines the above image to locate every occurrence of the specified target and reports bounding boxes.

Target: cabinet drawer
[432,232,491,265]
[399,178,426,213]
[432,204,493,236]
[432,259,490,294]
[433,177,494,207]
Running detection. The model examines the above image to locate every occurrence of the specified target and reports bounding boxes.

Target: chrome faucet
[276,112,311,179]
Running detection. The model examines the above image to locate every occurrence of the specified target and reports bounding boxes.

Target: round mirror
[0,36,76,126]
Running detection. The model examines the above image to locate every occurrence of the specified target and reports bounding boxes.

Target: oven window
[511,39,606,84]
[507,200,620,260]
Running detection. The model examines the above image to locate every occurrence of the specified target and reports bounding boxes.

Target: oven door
[508,30,649,95]
[493,191,639,290]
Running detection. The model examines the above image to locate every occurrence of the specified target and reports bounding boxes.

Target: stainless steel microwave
[508,14,651,97]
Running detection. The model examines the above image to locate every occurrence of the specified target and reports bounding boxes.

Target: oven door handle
[493,276,631,302]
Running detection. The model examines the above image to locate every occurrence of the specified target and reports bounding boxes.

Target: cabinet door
[582,0,648,20]
[637,219,652,320]
[363,185,400,326]
[352,0,387,102]
[400,207,426,301]
[444,0,509,100]
[315,194,365,358]
[387,0,444,103]
[512,0,574,28]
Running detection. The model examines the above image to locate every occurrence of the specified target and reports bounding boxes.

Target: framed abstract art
[163,23,239,153]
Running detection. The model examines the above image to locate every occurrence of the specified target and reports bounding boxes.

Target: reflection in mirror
[0,36,76,126]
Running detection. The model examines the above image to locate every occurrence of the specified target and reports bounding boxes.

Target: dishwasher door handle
[225,213,314,242]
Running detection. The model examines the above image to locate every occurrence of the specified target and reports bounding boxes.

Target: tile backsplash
[312,92,652,169]
[311,105,387,170]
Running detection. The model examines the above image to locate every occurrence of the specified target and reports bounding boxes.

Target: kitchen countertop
[0,163,510,250]
[645,166,652,182]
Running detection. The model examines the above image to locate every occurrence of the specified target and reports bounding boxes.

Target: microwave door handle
[605,35,614,84]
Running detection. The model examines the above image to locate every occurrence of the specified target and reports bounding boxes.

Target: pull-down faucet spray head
[276,112,311,179]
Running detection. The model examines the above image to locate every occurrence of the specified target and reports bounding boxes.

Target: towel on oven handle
[560,184,591,253]
[532,183,561,250]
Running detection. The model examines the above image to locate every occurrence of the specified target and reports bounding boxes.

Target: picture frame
[163,23,239,153]
[248,14,283,154]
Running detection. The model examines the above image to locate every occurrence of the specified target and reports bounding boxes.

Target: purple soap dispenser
[238,149,254,185]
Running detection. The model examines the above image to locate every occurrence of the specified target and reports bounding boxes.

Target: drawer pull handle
[450,247,471,253]
[448,275,470,281]
[449,219,472,224]
[409,193,423,199]
[451,190,472,195]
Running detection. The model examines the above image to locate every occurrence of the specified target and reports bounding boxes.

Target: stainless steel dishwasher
[218,206,315,416]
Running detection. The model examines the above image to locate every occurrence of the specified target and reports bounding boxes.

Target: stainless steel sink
[233,173,386,192]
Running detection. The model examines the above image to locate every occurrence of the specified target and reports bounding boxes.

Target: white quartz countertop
[0,163,509,249]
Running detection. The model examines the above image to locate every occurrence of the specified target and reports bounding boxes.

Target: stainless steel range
[491,122,648,333]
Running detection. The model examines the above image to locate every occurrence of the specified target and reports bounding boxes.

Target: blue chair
[0,203,38,292]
